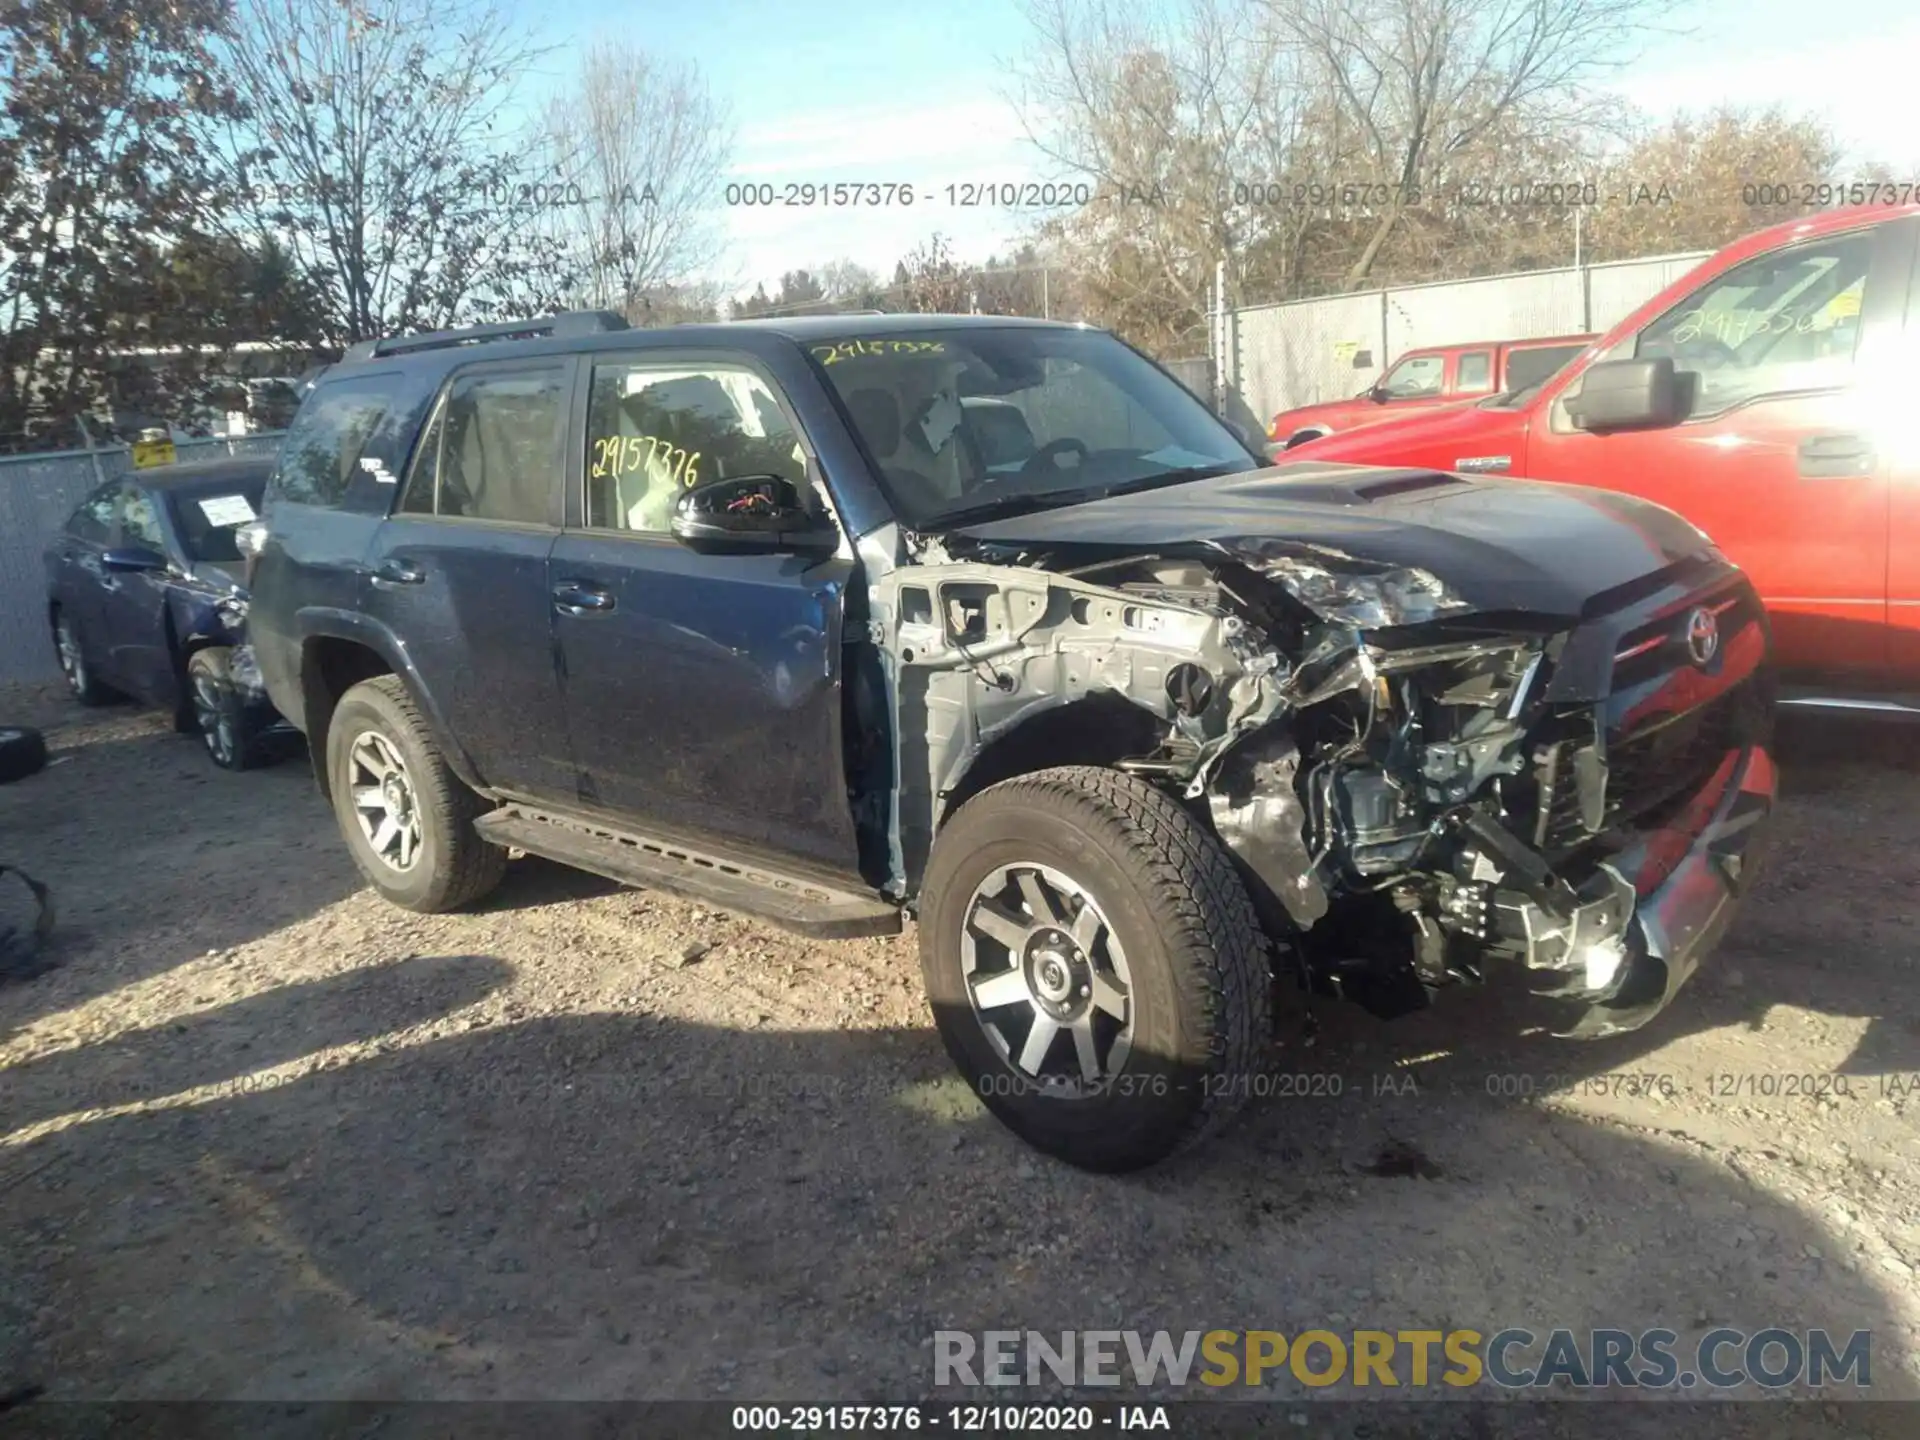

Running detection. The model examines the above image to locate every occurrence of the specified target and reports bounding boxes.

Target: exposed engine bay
[869,528,1774,1039]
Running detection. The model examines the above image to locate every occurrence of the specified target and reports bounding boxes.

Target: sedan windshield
[165,479,267,562]
[805,326,1260,528]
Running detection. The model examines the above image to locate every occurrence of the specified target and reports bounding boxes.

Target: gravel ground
[0,680,1916,1435]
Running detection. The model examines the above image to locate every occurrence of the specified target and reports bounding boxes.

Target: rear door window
[398,367,569,526]
[1454,351,1493,392]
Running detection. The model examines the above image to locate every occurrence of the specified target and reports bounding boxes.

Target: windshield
[166,478,267,562]
[806,326,1260,528]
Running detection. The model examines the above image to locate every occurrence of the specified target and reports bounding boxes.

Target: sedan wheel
[192,670,238,767]
[345,730,424,872]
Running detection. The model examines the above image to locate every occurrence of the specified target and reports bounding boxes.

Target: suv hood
[949,461,1709,618]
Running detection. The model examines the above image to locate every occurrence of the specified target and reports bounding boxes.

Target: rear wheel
[919,766,1271,1172]
[53,611,113,705]
[325,675,506,912]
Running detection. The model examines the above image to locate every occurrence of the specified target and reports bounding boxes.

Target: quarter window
[272,375,397,507]
[583,363,806,534]
[1633,229,1874,414]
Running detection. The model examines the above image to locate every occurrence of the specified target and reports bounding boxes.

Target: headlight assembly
[1259,556,1473,628]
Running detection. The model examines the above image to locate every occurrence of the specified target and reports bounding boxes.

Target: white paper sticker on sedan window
[197,494,257,526]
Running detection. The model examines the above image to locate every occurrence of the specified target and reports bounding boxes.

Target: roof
[131,456,277,490]
[723,313,1081,340]
[1400,333,1596,355]
[330,310,1094,374]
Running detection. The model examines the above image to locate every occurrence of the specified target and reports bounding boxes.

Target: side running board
[473,804,903,940]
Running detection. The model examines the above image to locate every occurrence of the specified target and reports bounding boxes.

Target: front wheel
[186,648,272,771]
[325,675,506,912]
[919,766,1272,1172]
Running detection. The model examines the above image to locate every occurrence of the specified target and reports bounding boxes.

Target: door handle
[552,581,616,614]
[371,557,426,587]
[1797,433,1874,478]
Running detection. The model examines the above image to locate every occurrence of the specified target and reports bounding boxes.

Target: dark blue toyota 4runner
[249,311,1777,1170]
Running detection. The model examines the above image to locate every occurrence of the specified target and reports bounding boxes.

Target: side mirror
[670,475,840,557]
[1367,384,1391,403]
[1564,357,1682,433]
[101,545,168,572]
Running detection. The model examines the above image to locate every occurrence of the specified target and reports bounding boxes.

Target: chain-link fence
[0,433,286,685]
[1228,250,1713,426]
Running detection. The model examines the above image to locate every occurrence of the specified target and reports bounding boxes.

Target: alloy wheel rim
[193,674,234,763]
[57,620,84,694]
[346,730,422,871]
[960,862,1134,1098]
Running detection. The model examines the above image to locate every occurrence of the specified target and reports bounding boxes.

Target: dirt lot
[1,679,1916,1432]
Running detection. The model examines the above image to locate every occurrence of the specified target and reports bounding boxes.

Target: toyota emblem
[1684,606,1719,666]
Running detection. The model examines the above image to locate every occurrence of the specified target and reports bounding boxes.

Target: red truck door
[1526,217,1914,678]
[1887,225,1920,684]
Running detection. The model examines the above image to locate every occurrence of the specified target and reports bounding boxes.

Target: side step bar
[473,804,903,940]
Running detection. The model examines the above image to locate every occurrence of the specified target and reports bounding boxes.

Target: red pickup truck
[1293,204,1920,702]
[1267,334,1595,449]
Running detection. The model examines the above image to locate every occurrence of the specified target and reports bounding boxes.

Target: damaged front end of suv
[869,466,1776,1040]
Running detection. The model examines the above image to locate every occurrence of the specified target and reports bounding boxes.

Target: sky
[521,0,1920,299]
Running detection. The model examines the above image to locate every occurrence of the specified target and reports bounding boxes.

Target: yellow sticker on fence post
[132,437,177,469]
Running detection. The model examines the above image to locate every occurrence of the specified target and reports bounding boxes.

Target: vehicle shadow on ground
[0,954,1908,1425]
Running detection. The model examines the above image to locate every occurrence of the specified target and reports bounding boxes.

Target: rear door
[547,350,863,876]
[1528,216,1912,679]
[364,359,578,799]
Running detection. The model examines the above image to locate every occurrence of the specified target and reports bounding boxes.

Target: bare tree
[210,0,569,341]
[1274,0,1666,287]
[537,40,731,320]
[1012,0,1305,352]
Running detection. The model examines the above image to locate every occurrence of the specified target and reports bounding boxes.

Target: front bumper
[1494,739,1777,1038]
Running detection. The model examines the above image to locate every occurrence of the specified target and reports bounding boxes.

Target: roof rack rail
[340,310,629,363]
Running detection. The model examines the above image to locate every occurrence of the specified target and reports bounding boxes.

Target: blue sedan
[43,458,292,770]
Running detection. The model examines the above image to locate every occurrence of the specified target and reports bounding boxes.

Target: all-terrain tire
[186,648,271,771]
[325,675,507,912]
[919,765,1272,1172]
[0,727,48,785]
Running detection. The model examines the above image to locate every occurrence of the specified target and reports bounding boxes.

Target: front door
[1528,217,1914,680]
[548,353,862,877]
[363,359,578,800]
[95,484,179,706]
